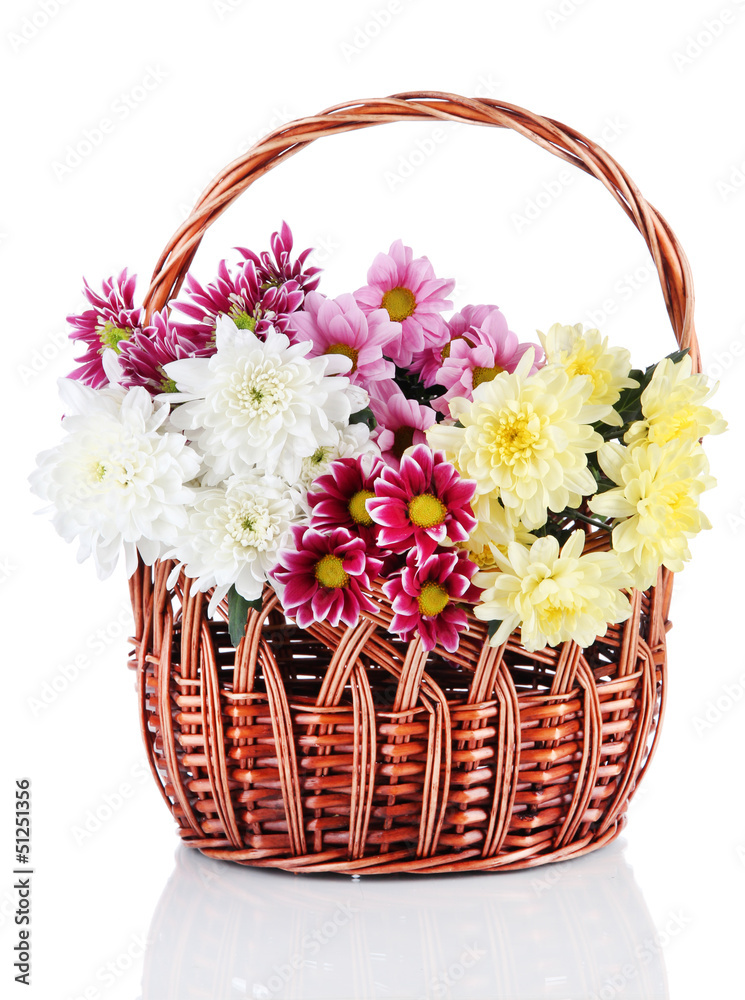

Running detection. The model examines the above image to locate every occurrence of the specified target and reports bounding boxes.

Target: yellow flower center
[232,309,258,331]
[382,286,417,323]
[324,343,359,373]
[314,554,349,589]
[160,375,179,393]
[472,364,504,389]
[470,547,498,569]
[408,493,447,528]
[93,461,108,482]
[486,408,540,465]
[418,582,450,617]
[348,489,375,526]
[392,425,416,460]
[309,446,329,466]
[98,321,131,354]
[441,334,472,361]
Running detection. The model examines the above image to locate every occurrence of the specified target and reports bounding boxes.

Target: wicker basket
[128,92,699,875]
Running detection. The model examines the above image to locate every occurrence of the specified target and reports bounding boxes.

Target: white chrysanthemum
[473,530,632,652]
[164,316,358,484]
[465,496,537,569]
[297,422,380,493]
[169,473,303,614]
[426,351,603,529]
[538,323,639,426]
[589,439,715,589]
[30,380,200,578]
[624,354,727,447]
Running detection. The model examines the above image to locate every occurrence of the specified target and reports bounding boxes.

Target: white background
[3,0,745,997]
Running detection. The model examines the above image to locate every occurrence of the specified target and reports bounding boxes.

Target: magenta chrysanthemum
[237,221,321,293]
[117,311,212,395]
[354,240,454,368]
[288,292,400,390]
[272,526,382,629]
[367,444,477,560]
[411,304,497,387]
[308,454,386,547]
[433,307,543,415]
[175,257,304,340]
[369,382,437,469]
[382,549,481,653]
[67,269,144,388]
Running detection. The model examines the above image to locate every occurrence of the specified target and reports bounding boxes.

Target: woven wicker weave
[128,92,698,874]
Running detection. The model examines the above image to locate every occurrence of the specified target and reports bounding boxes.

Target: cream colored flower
[465,496,536,569]
[426,351,602,529]
[589,439,714,589]
[473,530,632,652]
[538,323,638,426]
[624,354,726,447]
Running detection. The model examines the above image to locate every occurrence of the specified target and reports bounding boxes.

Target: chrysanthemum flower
[624,354,727,447]
[168,473,302,614]
[272,526,382,629]
[589,439,715,589]
[369,381,437,469]
[296,423,380,494]
[433,308,542,415]
[175,257,304,340]
[30,380,200,578]
[163,316,357,485]
[367,443,476,560]
[67,270,144,388]
[354,240,454,367]
[382,549,481,653]
[307,453,386,546]
[426,351,602,529]
[465,496,537,569]
[538,323,639,426]
[117,310,212,395]
[411,304,495,387]
[288,292,400,391]
[237,221,321,293]
[473,531,632,652]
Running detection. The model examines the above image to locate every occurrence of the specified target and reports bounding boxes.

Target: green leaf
[349,406,376,428]
[487,619,503,640]
[228,586,262,647]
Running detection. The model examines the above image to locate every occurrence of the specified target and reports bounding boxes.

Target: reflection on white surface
[140,838,667,1000]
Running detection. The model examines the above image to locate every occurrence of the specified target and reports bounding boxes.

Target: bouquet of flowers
[31,225,725,655]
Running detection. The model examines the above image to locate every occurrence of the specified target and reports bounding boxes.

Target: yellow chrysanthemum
[464,495,536,569]
[473,530,632,652]
[589,439,715,590]
[624,354,726,447]
[426,351,602,530]
[538,323,639,427]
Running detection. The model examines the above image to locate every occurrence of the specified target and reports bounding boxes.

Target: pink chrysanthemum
[237,221,321,293]
[369,382,438,470]
[411,304,497,387]
[367,444,477,560]
[271,526,382,629]
[117,310,213,395]
[382,549,481,653]
[354,240,454,368]
[288,292,400,390]
[308,454,386,547]
[433,307,543,415]
[67,269,144,388]
[175,257,304,339]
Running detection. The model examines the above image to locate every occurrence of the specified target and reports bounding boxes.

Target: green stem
[567,510,613,532]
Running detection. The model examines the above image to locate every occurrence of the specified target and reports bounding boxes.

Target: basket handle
[143,91,699,370]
